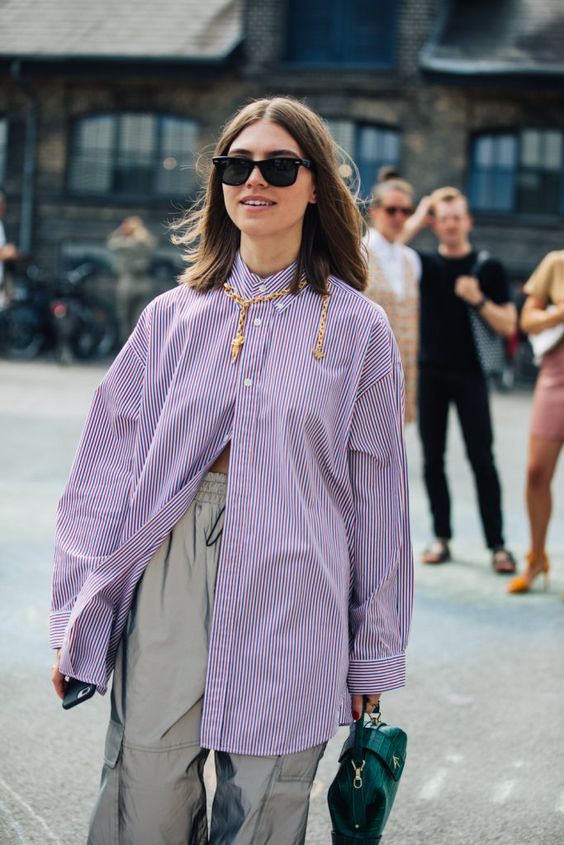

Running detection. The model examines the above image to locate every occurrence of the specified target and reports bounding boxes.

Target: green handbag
[327,704,407,844]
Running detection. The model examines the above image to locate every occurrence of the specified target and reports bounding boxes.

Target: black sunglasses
[212,156,313,187]
[381,205,413,217]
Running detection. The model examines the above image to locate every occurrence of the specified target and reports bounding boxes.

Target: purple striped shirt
[50,254,413,755]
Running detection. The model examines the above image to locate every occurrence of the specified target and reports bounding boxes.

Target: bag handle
[353,697,382,762]
[349,698,380,832]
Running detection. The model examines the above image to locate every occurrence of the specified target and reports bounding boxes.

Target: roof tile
[0,0,242,60]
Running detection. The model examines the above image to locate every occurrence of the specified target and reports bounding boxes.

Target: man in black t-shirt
[404,187,517,573]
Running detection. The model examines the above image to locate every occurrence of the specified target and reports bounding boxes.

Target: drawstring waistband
[195,471,227,505]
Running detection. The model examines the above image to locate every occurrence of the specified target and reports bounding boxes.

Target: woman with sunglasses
[50,97,413,845]
[364,176,421,423]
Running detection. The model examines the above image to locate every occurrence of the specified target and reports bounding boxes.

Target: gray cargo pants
[87,472,326,845]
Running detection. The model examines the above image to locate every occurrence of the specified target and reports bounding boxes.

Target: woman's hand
[351,693,381,721]
[51,649,67,700]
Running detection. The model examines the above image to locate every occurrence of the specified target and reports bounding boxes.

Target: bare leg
[526,435,562,558]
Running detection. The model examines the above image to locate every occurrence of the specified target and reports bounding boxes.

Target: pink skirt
[530,342,564,441]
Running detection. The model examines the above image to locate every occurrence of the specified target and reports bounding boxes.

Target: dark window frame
[285,0,397,70]
[469,127,564,218]
[66,111,201,202]
[325,117,401,199]
[355,121,401,198]
[0,116,8,187]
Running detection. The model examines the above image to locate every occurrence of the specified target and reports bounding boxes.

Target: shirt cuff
[49,609,71,649]
[347,653,406,694]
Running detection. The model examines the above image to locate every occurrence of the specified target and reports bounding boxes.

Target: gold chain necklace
[223,281,330,362]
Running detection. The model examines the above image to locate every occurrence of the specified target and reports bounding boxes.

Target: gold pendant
[231,335,244,361]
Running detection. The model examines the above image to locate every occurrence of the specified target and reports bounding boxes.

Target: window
[286,0,396,68]
[517,130,562,215]
[325,119,400,198]
[68,113,200,198]
[0,118,7,185]
[469,134,516,212]
[469,129,564,216]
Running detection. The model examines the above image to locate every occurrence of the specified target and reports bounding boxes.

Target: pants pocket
[103,719,124,768]
[88,722,124,845]
[278,742,327,783]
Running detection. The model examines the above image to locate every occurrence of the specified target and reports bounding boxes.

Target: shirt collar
[368,228,401,260]
[229,252,299,301]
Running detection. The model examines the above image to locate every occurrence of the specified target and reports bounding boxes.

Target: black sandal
[422,539,451,565]
[492,547,517,575]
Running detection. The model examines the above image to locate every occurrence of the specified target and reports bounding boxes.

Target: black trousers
[417,367,504,549]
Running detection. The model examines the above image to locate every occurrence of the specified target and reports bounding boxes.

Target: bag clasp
[351,759,365,789]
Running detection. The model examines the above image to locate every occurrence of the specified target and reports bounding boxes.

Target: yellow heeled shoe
[507,552,550,594]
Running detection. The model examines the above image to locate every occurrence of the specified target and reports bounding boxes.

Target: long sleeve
[346,320,414,694]
[49,313,149,648]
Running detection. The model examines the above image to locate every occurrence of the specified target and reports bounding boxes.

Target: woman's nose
[246,163,267,186]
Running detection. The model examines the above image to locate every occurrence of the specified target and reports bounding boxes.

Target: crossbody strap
[471,249,490,280]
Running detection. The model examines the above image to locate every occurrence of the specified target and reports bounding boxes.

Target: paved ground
[1,359,563,845]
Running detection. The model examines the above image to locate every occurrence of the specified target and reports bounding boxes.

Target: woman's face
[370,189,413,243]
[222,119,317,250]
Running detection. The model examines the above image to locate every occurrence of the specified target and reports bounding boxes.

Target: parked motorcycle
[0,264,52,360]
[0,262,118,363]
[48,262,118,364]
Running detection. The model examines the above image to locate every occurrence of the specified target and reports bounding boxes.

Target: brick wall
[2,0,564,281]
[1,72,246,273]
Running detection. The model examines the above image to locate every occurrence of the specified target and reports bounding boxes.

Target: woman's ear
[309,187,318,204]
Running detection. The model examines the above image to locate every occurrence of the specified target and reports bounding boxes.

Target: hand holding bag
[327,703,407,843]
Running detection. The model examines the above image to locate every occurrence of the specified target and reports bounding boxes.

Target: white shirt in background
[364,228,421,301]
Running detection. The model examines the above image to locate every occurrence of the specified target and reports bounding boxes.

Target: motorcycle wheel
[72,302,118,360]
[0,305,44,360]
[54,340,74,366]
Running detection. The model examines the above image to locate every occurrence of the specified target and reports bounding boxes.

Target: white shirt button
[259,284,267,293]
[253,317,262,327]
[244,378,252,387]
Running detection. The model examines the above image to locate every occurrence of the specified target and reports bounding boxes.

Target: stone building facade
[0,0,563,286]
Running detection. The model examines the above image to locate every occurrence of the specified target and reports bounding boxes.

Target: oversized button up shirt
[50,255,413,755]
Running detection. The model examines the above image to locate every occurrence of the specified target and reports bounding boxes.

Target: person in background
[50,96,413,845]
[107,215,156,344]
[0,190,19,305]
[507,251,564,594]
[404,187,517,573]
[377,164,401,182]
[364,175,421,423]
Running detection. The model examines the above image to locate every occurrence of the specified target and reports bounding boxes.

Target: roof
[421,0,564,78]
[0,0,242,62]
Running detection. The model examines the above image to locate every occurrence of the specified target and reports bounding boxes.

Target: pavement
[1,359,563,845]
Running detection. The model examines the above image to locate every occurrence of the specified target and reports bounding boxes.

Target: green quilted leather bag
[327,705,407,844]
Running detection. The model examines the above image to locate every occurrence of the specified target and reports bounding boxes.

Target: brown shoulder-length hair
[171,96,367,295]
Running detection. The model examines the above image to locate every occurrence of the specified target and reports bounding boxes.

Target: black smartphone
[62,678,96,710]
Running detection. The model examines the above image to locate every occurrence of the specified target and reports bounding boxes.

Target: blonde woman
[508,251,564,594]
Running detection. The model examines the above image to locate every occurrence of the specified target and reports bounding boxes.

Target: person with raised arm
[403,187,517,573]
